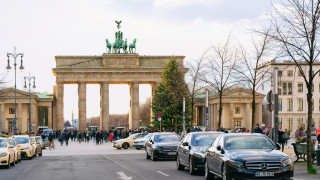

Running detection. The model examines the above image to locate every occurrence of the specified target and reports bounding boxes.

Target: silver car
[133,133,153,150]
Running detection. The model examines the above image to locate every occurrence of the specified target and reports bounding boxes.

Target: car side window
[182,134,190,143]
[215,137,223,149]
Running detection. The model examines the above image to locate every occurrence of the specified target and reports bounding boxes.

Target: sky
[0,0,275,121]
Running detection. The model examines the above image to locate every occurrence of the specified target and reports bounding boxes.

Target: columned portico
[78,82,87,131]
[100,82,109,130]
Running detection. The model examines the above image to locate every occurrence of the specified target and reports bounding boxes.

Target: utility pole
[274,67,279,143]
[205,89,209,130]
[183,97,186,134]
[24,73,36,134]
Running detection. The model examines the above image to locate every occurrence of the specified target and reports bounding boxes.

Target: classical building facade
[194,88,265,130]
[52,53,187,131]
[256,60,320,133]
[0,88,54,133]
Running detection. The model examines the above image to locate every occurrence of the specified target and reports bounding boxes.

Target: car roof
[188,131,224,135]
[220,133,265,137]
[13,135,30,138]
[153,132,177,135]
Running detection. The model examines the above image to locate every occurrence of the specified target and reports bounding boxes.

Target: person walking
[96,132,100,145]
[254,124,263,134]
[110,132,114,143]
[100,131,104,144]
[65,132,70,146]
[59,133,64,146]
[92,131,96,143]
[48,133,55,148]
[277,124,285,152]
[78,131,82,143]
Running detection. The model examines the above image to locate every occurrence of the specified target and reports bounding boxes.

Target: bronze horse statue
[129,39,136,53]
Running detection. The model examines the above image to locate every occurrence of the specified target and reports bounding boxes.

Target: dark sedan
[177,132,224,175]
[145,133,180,161]
[204,133,294,180]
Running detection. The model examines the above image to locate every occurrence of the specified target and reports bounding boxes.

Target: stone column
[48,106,52,129]
[100,82,109,130]
[31,103,38,132]
[56,83,64,130]
[245,103,250,129]
[228,103,234,129]
[257,103,262,124]
[150,82,158,122]
[78,82,86,131]
[0,103,4,131]
[129,82,140,129]
[17,103,22,132]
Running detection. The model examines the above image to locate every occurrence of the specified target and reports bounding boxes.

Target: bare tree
[200,36,237,130]
[262,0,320,174]
[185,57,205,126]
[235,31,274,131]
[140,97,151,126]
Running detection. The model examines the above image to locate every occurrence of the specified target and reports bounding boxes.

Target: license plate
[255,172,274,177]
[167,152,176,155]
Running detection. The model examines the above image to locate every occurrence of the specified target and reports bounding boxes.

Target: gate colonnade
[53,53,186,131]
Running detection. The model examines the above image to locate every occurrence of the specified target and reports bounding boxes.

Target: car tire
[222,164,230,180]
[176,154,185,170]
[151,151,157,161]
[146,150,151,159]
[11,155,15,166]
[5,156,10,169]
[204,160,214,180]
[122,143,129,149]
[189,157,196,175]
[136,147,141,150]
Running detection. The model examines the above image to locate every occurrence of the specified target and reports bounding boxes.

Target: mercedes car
[204,133,294,180]
[13,135,35,159]
[0,137,15,168]
[145,132,180,161]
[176,132,224,175]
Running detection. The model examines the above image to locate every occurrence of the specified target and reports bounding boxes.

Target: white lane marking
[104,155,148,180]
[117,172,132,180]
[157,171,169,176]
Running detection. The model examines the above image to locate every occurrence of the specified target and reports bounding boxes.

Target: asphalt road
[0,154,204,180]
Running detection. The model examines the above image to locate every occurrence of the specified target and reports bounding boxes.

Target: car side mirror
[9,145,14,148]
[276,143,281,150]
[217,145,222,151]
[150,140,153,144]
[182,142,189,146]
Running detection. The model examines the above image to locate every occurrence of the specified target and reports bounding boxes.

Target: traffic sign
[158,111,162,118]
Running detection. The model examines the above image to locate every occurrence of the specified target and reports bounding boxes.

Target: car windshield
[225,136,275,150]
[0,139,7,148]
[36,137,41,140]
[127,134,138,139]
[7,139,15,146]
[192,133,220,146]
[144,134,153,139]
[154,134,180,142]
[15,137,29,144]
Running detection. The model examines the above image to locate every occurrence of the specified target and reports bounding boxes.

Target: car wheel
[222,164,230,180]
[189,157,196,175]
[146,150,151,159]
[136,147,141,150]
[117,147,121,150]
[5,156,10,169]
[122,143,129,149]
[11,155,15,166]
[176,154,184,170]
[151,151,157,161]
[205,160,214,180]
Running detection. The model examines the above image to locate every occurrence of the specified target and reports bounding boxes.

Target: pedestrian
[92,131,96,143]
[96,132,100,145]
[110,133,114,143]
[59,133,64,146]
[48,133,55,148]
[277,124,285,152]
[78,132,82,143]
[254,124,263,134]
[295,123,305,142]
[86,131,90,143]
[100,131,104,144]
[65,132,70,146]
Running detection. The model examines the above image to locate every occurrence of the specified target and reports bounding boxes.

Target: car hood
[154,142,180,147]
[227,149,288,162]
[192,146,209,154]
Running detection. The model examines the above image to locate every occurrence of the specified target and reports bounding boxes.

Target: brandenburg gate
[52,21,186,131]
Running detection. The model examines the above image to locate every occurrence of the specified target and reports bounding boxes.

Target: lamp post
[6,47,24,135]
[24,73,36,134]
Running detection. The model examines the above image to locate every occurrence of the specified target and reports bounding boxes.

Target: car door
[179,134,190,165]
[146,135,154,155]
[206,136,219,173]
[212,136,224,176]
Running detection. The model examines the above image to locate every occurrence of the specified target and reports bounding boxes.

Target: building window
[298,118,303,126]
[278,71,282,77]
[287,99,293,111]
[234,121,241,128]
[279,99,282,111]
[287,118,293,132]
[235,107,240,114]
[278,88,282,95]
[298,84,303,92]
[282,83,287,95]
[288,82,292,95]
[298,99,303,111]
[279,118,282,125]
[9,108,15,114]
[287,70,293,77]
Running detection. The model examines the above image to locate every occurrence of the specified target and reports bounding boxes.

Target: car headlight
[0,152,8,157]
[229,160,243,168]
[281,159,293,167]
[193,152,205,158]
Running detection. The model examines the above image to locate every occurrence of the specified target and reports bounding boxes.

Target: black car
[176,132,224,175]
[204,133,294,180]
[145,133,180,161]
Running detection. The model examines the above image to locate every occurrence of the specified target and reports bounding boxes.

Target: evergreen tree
[151,58,191,133]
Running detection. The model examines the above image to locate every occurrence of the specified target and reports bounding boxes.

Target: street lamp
[24,73,36,134]
[6,47,24,134]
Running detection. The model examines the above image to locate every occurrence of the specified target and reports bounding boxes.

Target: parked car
[133,133,154,150]
[13,135,35,159]
[204,133,294,180]
[176,132,224,175]
[30,137,42,156]
[36,136,50,149]
[145,132,180,161]
[113,133,148,149]
[6,138,22,164]
[0,137,15,168]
